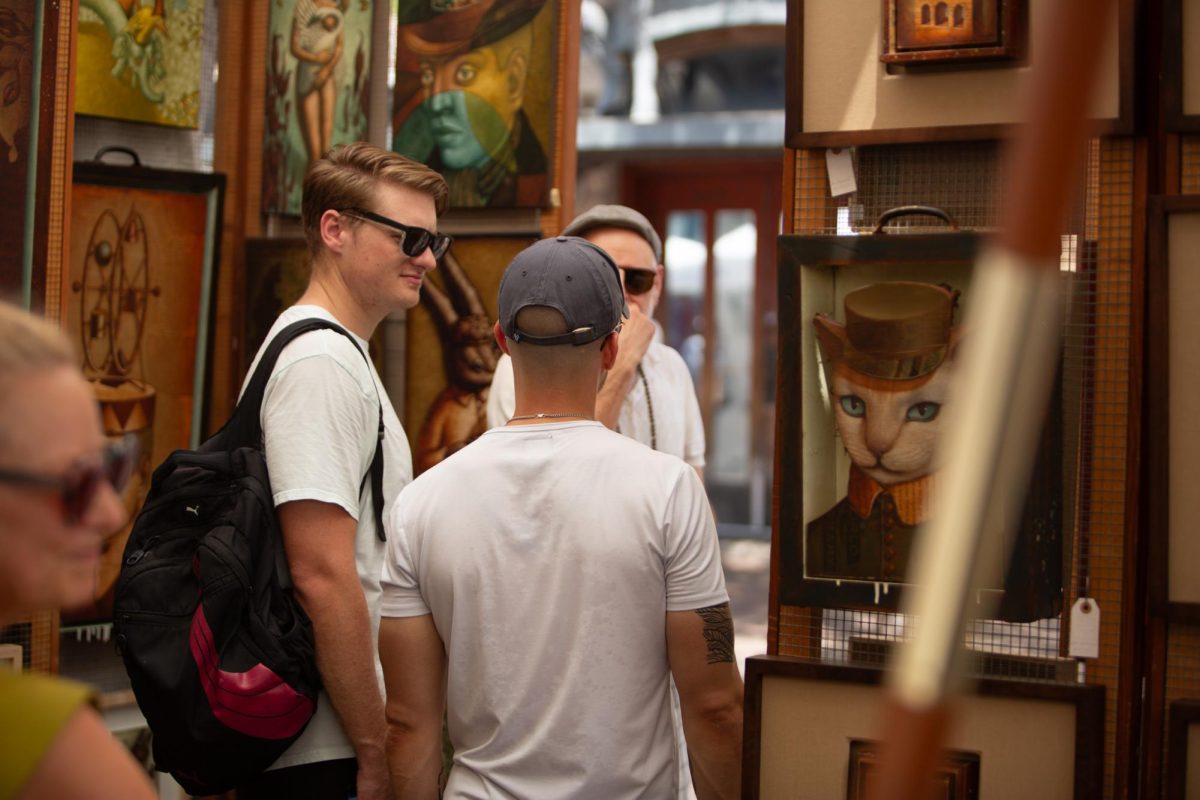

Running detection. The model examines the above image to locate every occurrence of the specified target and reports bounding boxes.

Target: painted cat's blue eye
[839,395,866,418]
[906,402,940,422]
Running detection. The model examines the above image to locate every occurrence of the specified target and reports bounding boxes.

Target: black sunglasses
[340,207,453,259]
[621,267,656,296]
[0,437,137,523]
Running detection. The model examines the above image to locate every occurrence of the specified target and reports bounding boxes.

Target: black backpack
[112,318,385,795]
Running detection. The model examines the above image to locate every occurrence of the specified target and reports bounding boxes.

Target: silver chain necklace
[508,412,592,422]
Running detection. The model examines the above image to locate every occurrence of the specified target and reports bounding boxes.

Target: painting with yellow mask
[75,0,205,128]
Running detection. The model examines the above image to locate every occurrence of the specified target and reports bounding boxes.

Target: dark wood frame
[741,655,1105,800]
[1163,0,1200,132]
[785,0,1136,147]
[1146,196,1200,623]
[879,0,1027,68]
[1167,699,1200,800]
[772,230,1071,619]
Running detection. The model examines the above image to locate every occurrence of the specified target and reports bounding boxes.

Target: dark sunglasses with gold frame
[0,436,137,524]
[339,207,453,260]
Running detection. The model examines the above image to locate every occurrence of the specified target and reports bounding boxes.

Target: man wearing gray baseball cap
[486,205,706,481]
[378,237,743,799]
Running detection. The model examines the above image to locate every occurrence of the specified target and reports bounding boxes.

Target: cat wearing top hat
[804,281,961,584]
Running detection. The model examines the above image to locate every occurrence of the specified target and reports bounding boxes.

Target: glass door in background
[626,160,782,539]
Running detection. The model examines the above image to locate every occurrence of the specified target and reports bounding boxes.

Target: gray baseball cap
[499,237,629,346]
[561,204,663,265]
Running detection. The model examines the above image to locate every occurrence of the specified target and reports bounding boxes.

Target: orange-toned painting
[405,235,534,474]
[63,163,223,623]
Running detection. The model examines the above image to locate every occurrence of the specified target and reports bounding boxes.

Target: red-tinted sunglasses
[0,437,137,523]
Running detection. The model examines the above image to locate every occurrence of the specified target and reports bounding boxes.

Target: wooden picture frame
[404,234,536,474]
[1168,699,1200,800]
[61,155,224,625]
[786,0,1135,147]
[772,230,1071,621]
[847,738,979,799]
[1164,0,1200,132]
[391,0,560,210]
[880,0,1026,68]
[742,656,1104,800]
[1147,196,1200,621]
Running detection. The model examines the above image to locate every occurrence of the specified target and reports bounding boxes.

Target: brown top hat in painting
[399,0,548,58]
[814,281,960,380]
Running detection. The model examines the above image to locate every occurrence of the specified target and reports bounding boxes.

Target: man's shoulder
[263,310,374,388]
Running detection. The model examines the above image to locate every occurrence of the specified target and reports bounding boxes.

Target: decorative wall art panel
[262,0,375,215]
[405,235,534,474]
[881,0,1026,67]
[63,158,223,623]
[0,0,36,299]
[772,226,1078,621]
[75,0,207,128]
[392,0,558,209]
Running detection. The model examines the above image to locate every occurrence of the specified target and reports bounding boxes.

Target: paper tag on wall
[825,148,857,197]
[1068,597,1100,659]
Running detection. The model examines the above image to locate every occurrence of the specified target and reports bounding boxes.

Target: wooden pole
[869,2,1115,798]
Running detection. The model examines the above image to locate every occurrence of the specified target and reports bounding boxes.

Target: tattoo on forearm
[694,603,735,664]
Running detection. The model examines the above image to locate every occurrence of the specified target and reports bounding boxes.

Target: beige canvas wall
[759,676,1076,798]
[802,0,1121,136]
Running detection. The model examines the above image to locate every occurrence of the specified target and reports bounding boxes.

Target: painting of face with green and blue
[393,0,555,209]
[262,0,374,215]
[75,0,206,127]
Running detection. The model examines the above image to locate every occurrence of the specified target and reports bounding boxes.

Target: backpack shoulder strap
[224,318,387,540]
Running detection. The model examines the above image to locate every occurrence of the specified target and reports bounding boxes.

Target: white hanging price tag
[1068,597,1100,659]
[825,148,857,197]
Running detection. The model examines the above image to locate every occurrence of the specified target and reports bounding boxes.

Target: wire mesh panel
[1183,135,1200,194]
[777,137,1135,799]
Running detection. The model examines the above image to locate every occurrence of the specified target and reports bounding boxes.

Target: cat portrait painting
[779,274,1065,622]
[804,281,958,584]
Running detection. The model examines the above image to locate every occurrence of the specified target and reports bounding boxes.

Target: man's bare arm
[279,500,389,800]
[380,615,448,800]
[667,603,744,800]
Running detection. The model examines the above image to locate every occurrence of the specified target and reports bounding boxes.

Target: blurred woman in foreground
[0,301,156,799]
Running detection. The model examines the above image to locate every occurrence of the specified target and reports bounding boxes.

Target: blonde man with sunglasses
[487,205,706,480]
[235,143,449,800]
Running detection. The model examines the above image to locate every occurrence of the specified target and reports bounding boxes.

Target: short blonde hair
[0,301,73,378]
[301,142,449,256]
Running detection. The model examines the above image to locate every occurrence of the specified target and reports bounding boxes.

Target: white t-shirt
[486,336,706,468]
[380,421,727,799]
[241,305,413,770]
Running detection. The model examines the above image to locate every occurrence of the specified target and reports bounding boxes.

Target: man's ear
[494,321,511,356]
[600,330,619,371]
[319,209,348,254]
